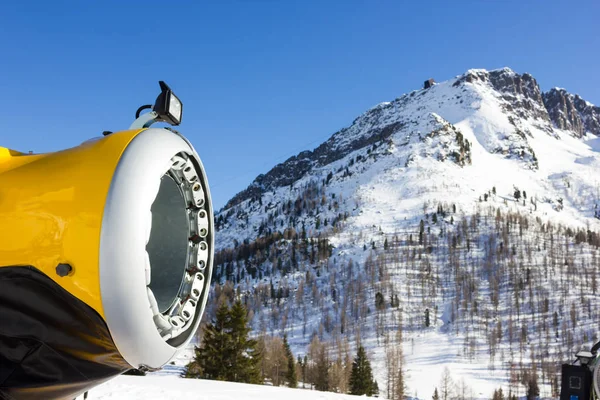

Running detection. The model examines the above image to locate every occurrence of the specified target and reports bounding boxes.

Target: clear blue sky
[1,1,598,209]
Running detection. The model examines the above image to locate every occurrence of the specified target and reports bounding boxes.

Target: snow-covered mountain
[220,68,600,240]
[209,68,600,398]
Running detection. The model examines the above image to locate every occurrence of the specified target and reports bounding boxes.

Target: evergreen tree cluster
[283,335,297,388]
[183,301,261,384]
[492,388,504,400]
[349,346,379,397]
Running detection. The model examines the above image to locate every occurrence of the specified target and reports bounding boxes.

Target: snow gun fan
[0,82,214,400]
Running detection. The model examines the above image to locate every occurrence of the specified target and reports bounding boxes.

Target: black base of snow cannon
[0,266,130,400]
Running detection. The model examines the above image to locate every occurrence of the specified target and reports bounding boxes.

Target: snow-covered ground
[87,376,360,400]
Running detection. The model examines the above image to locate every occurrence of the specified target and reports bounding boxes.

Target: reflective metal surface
[147,175,189,312]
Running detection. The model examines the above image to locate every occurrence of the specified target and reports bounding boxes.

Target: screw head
[56,263,73,277]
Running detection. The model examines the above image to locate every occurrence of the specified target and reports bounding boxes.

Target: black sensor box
[560,364,591,400]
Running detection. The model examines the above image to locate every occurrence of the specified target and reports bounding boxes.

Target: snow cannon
[0,82,214,399]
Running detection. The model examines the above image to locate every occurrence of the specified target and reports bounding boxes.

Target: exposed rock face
[414,113,472,167]
[454,68,551,125]
[543,88,585,136]
[573,96,600,136]
[488,70,550,122]
[543,88,600,137]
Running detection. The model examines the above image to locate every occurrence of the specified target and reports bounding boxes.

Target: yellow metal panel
[0,130,145,317]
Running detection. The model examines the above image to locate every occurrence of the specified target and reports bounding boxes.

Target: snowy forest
[203,186,600,397]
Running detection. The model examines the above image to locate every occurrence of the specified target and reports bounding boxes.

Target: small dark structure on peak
[424,78,435,89]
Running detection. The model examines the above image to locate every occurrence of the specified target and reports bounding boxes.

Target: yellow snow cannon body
[0,82,214,400]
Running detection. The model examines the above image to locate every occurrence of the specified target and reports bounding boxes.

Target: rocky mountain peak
[454,68,550,125]
[543,88,600,137]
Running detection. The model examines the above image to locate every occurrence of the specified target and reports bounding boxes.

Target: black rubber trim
[0,266,131,400]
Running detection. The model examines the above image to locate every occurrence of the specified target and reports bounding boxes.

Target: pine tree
[297,355,305,388]
[432,388,440,400]
[228,300,262,384]
[184,301,262,384]
[526,373,540,400]
[283,335,297,388]
[302,354,308,388]
[184,302,230,380]
[349,346,377,396]
[314,346,329,391]
[375,292,385,310]
[372,380,379,397]
[492,388,504,400]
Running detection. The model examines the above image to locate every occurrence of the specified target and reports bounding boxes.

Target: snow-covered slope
[208,68,600,398]
[89,375,360,400]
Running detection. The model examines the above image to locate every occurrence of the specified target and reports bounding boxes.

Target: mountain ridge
[223,67,600,212]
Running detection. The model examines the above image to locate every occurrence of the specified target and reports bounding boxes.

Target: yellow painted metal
[0,129,145,317]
